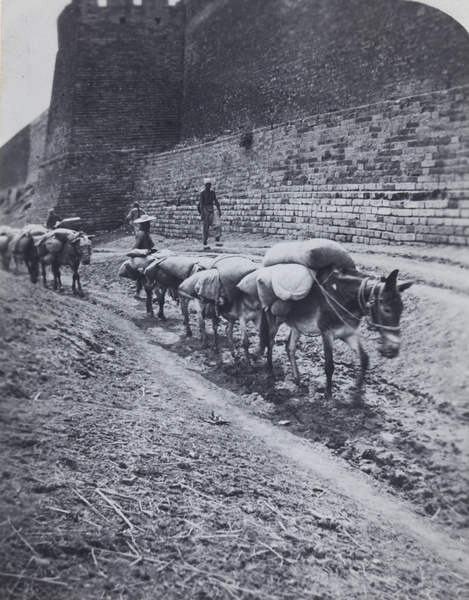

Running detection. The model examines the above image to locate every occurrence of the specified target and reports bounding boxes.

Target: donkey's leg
[12,254,20,275]
[180,297,192,336]
[343,333,369,402]
[286,328,302,385]
[155,286,167,320]
[135,278,143,298]
[265,312,280,373]
[144,284,154,316]
[27,255,39,284]
[322,331,335,401]
[195,300,207,345]
[41,262,47,287]
[52,263,63,291]
[1,253,9,271]
[72,270,84,296]
[226,321,237,358]
[212,315,220,355]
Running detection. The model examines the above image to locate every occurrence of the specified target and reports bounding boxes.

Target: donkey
[8,225,48,283]
[279,267,413,400]
[144,255,214,320]
[177,258,275,365]
[36,229,93,296]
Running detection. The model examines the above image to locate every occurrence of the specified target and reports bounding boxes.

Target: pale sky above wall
[0,0,468,147]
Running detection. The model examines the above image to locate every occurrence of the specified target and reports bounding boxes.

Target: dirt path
[1,233,468,599]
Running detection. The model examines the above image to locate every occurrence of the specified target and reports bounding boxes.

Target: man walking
[198,178,222,250]
[126,202,147,235]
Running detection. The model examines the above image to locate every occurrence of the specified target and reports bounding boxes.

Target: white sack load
[0,235,11,253]
[256,268,278,309]
[263,238,355,270]
[158,256,204,280]
[237,263,316,310]
[142,250,175,279]
[126,248,156,258]
[271,263,316,301]
[118,255,155,279]
[236,270,259,300]
[37,228,78,245]
[196,256,218,271]
[23,224,48,238]
[213,256,259,302]
[179,268,221,301]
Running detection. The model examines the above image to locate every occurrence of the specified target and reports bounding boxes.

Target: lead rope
[318,276,400,333]
[317,279,364,329]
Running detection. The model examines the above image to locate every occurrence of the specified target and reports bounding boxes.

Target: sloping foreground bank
[0,263,468,600]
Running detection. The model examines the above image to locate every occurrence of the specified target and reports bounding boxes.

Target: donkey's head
[72,233,93,265]
[371,269,413,358]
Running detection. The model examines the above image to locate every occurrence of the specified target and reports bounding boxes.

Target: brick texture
[135,86,469,246]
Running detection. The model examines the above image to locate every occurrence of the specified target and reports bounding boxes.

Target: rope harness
[318,275,401,333]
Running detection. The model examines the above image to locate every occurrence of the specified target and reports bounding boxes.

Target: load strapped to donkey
[235,237,412,401]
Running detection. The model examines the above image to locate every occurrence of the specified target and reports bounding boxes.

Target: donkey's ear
[384,269,399,290]
[397,281,413,292]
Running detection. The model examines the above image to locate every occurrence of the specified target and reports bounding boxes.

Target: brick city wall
[2,0,469,242]
[31,0,186,229]
[134,86,469,246]
[182,0,469,141]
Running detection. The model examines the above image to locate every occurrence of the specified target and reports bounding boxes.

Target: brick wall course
[133,86,469,246]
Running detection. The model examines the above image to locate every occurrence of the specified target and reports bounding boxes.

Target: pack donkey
[273,267,413,400]
[36,229,93,296]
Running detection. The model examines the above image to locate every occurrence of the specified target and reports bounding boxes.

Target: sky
[0,0,468,147]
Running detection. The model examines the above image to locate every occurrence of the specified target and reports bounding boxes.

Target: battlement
[73,0,182,8]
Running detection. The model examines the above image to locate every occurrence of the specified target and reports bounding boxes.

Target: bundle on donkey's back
[118,248,173,317]
[118,250,214,319]
[236,238,413,402]
[35,228,94,296]
[178,255,274,362]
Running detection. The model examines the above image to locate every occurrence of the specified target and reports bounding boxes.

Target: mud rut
[0,232,468,600]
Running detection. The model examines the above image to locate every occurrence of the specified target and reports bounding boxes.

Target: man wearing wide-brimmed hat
[197,178,222,250]
[133,214,156,250]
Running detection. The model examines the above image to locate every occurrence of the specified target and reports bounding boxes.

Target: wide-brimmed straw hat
[134,215,156,224]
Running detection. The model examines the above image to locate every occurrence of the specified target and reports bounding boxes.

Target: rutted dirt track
[0,231,468,600]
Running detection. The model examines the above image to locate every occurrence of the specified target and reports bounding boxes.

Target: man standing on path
[126,202,147,235]
[198,178,222,250]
